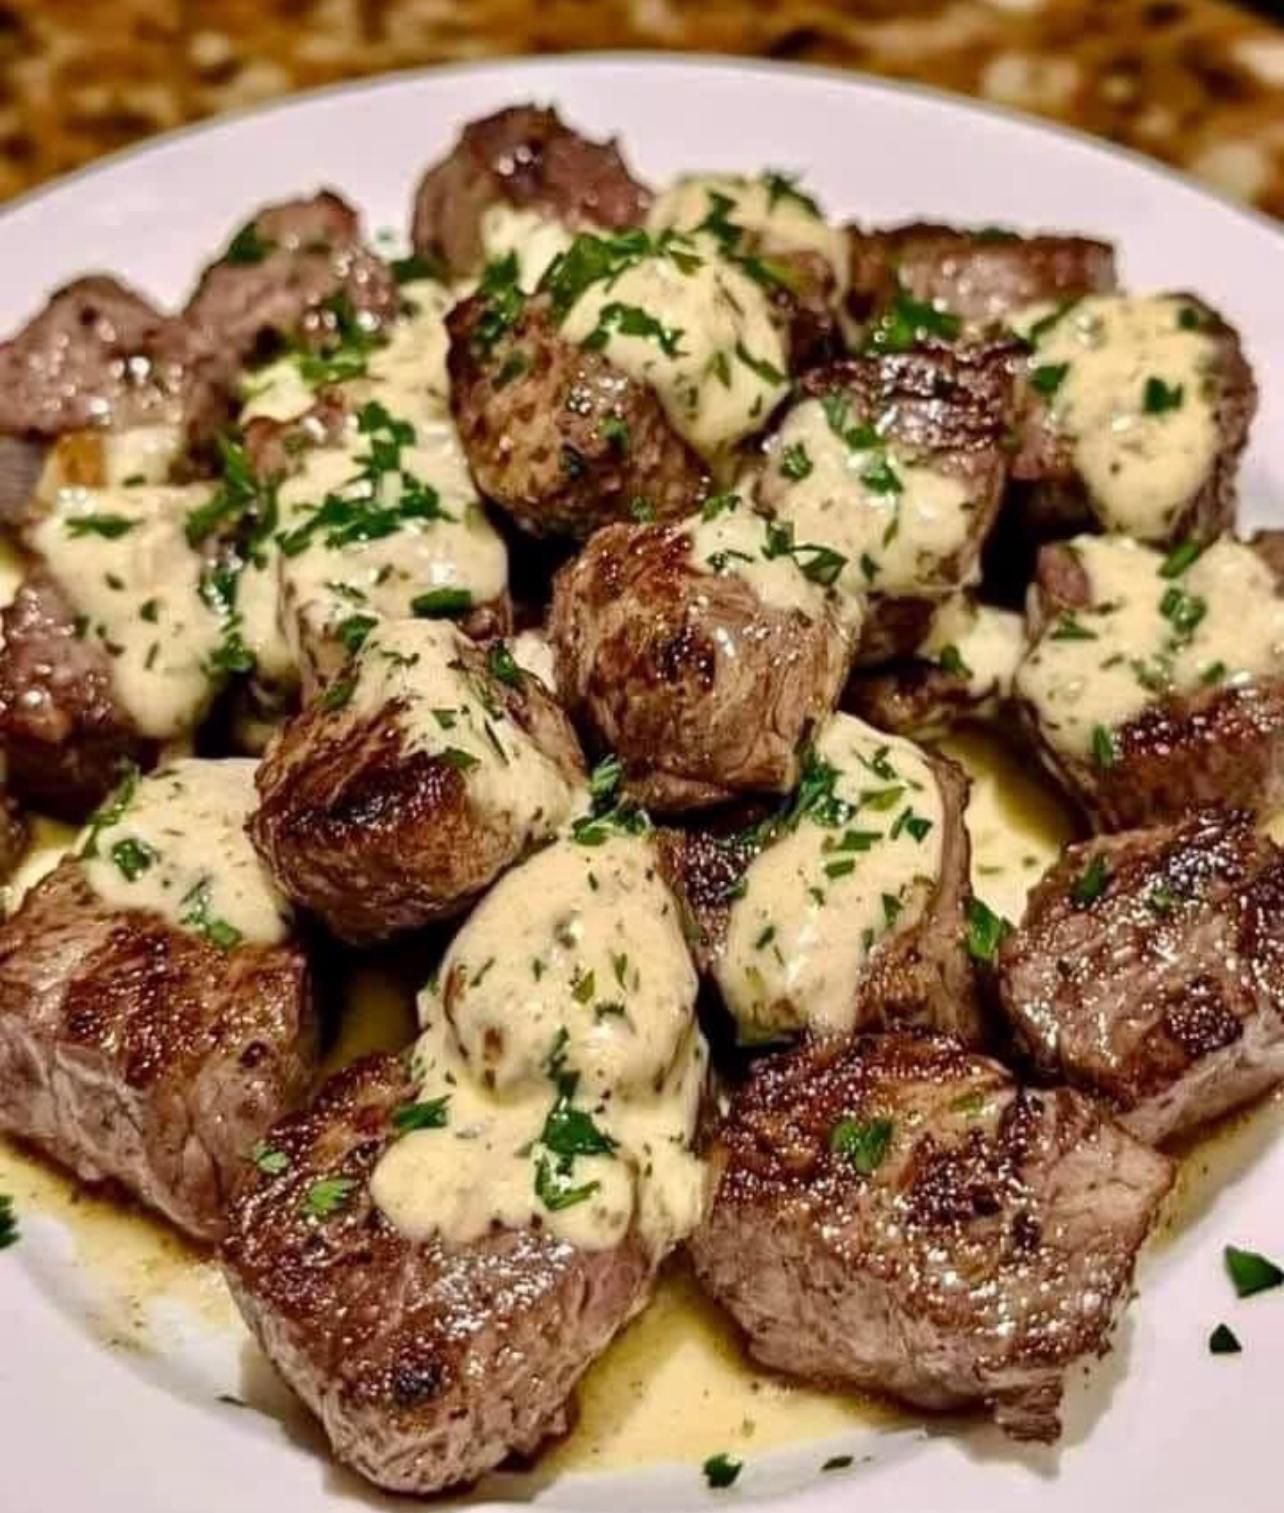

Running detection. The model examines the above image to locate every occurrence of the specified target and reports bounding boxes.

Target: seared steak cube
[1010,294,1255,549]
[659,714,982,1044]
[0,758,316,1240]
[759,344,1017,664]
[1014,534,1284,828]
[412,104,651,280]
[690,1032,1172,1442]
[999,808,1284,1143]
[846,221,1116,328]
[249,619,585,944]
[549,510,853,812]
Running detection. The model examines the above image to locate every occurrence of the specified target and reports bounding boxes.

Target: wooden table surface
[0,1,1281,214]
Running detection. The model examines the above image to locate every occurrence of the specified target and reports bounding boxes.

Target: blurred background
[0,1,1280,213]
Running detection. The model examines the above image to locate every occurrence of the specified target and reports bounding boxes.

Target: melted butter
[718,714,944,1039]
[685,490,860,632]
[371,831,707,1257]
[559,240,790,467]
[647,172,847,289]
[1015,294,1220,541]
[920,595,1024,706]
[480,203,574,290]
[940,727,1076,923]
[1015,534,1284,761]
[759,396,977,601]
[79,757,290,947]
[29,483,223,739]
[346,618,577,840]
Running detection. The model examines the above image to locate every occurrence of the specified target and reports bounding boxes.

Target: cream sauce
[36,425,182,494]
[371,831,707,1256]
[685,489,860,632]
[344,618,578,841]
[718,714,945,1039]
[558,240,790,466]
[1015,534,1284,761]
[1014,294,1220,541]
[479,203,575,290]
[29,483,223,739]
[920,594,1024,706]
[759,396,978,603]
[647,171,847,288]
[79,757,290,947]
[511,627,559,690]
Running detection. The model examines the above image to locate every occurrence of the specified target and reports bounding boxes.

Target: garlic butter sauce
[1013,294,1221,542]
[371,829,708,1256]
[718,714,945,1040]
[1016,534,1284,761]
[79,757,290,947]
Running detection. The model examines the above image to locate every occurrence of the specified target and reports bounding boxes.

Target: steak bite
[843,595,1024,739]
[1009,294,1255,549]
[1014,534,1284,829]
[759,343,1018,664]
[223,824,707,1495]
[999,809,1284,1144]
[185,191,399,365]
[845,221,1116,329]
[690,1031,1172,1442]
[249,619,585,945]
[0,467,228,819]
[0,275,231,440]
[548,504,854,813]
[0,759,316,1241]
[411,104,651,281]
[660,714,982,1044]
[449,228,796,541]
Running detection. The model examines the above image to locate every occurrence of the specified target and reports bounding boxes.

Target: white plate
[2,53,1282,1513]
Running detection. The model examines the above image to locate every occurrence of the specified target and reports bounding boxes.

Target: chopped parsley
[1159,540,1203,579]
[389,251,443,285]
[582,301,684,358]
[0,1193,17,1250]
[110,836,158,882]
[1050,612,1097,642]
[702,1453,743,1490]
[391,1097,451,1133]
[863,287,961,353]
[471,251,526,357]
[1070,853,1110,907]
[1159,584,1206,638]
[779,441,814,481]
[965,897,1013,962]
[1091,724,1118,769]
[763,169,822,216]
[762,518,847,587]
[302,1176,356,1220]
[534,1156,600,1212]
[538,229,652,321]
[320,668,357,712]
[66,513,136,540]
[1031,362,1070,397]
[178,878,244,951]
[1224,1244,1283,1298]
[412,587,474,618]
[250,1142,289,1177]
[80,766,139,858]
[829,1116,894,1176]
[223,221,275,265]
[937,643,972,678]
[1208,1323,1242,1355]
[734,340,786,386]
[1143,376,1184,414]
[821,1455,854,1472]
[487,641,522,688]
[335,613,377,654]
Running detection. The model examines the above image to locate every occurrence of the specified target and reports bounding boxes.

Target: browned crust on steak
[0,860,316,1240]
[448,291,709,540]
[794,344,1017,664]
[1010,296,1256,549]
[250,642,585,944]
[1019,541,1284,829]
[999,809,1284,1143]
[659,750,983,1043]
[689,1031,1172,1441]
[0,275,231,439]
[843,659,979,739]
[220,1051,654,1495]
[185,192,399,363]
[0,569,152,820]
[845,222,1116,328]
[549,521,852,812]
[411,105,650,278]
